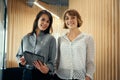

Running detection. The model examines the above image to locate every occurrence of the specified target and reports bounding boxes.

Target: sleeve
[16,39,24,63]
[86,35,95,80]
[55,37,61,70]
[46,37,56,73]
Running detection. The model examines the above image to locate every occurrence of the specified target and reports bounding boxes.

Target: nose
[68,18,73,22]
[43,21,48,25]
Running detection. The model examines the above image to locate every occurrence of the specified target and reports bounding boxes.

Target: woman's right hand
[20,56,26,65]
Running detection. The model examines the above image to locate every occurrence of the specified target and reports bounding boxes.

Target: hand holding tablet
[23,51,44,66]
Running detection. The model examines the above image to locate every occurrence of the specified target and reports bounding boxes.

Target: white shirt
[56,33,95,80]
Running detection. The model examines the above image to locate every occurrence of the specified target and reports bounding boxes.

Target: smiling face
[64,13,78,29]
[37,14,50,31]
[63,9,83,29]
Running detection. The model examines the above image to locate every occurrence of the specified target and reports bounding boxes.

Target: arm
[46,37,56,73]
[16,39,26,66]
[55,37,60,70]
[86,36,95,80]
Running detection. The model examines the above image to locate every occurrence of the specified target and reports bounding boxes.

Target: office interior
[0,0,120,80]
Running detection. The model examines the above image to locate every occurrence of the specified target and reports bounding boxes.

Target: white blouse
[56,33,95,80]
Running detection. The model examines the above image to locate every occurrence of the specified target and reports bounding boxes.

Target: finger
[33,61,40,66]
[20,57,25,62]
[23,61,26,65]
[33,61,41,70]
[33,61,38,67]
[43,63,47,66]
[20,58,23,61]
[21,61,26,65]
[33,61,36,65]
[38,60,43,66]
[33,61,44,72]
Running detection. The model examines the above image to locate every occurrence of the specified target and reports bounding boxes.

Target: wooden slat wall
[7,0,41,67]
[118,0,120,78]
[7,0,119,80]
[69,0,119,80]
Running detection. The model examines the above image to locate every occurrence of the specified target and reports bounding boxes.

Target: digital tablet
[23,51,44,66]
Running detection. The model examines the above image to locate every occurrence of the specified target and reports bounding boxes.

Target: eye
[40,18,50,23]
[65,16,69,20]
[41,18,45,21]
[71,16,76,19]
[47,20,50,23]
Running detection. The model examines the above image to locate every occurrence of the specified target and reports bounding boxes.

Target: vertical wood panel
[117,0,120,80]
[69,0,119,80]
[7,0,42,67]
[104,0,108,79]
[114,0,119,80]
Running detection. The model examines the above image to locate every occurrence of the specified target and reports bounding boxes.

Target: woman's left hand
[33,60,49,74]
[85,76,91,80]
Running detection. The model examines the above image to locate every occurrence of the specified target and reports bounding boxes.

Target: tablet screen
[23,51,44,66]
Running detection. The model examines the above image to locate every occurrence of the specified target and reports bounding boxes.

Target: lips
[67,22,74,26]
[40,24,47,28]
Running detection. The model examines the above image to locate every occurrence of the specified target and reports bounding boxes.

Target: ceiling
[26,0,68,7]
[39,0,68,6]
[26,0,68,18]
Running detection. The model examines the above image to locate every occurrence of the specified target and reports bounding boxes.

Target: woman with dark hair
[54,9,95,80]
[16,10,56,80]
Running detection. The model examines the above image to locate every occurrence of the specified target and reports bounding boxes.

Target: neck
[36,29,41,37]
[67,28,81,41]
[68,28,81,35]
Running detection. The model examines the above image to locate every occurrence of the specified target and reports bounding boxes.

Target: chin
[40,28,46,31]
[41,29,45,31]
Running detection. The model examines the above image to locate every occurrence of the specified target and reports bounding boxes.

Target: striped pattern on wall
[69,0,120,80]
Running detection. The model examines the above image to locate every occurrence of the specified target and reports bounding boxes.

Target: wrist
[85,76,91,80]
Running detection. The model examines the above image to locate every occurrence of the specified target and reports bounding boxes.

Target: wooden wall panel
[69,0,119,80]
[7,0,119,80]
[7,0,42,67]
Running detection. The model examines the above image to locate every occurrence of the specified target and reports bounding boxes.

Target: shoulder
[47,34,55,39]
[57,34,66,44]
[82,33,94,44]
[82,33,94,40]
[58,34,65,40]
[21,34,29,40]
[21,33,35,43]
[45,34,56,41]
[22,33,32,39]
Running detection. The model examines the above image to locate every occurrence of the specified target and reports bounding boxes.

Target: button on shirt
[56,33,95,80]
[16,32,56,73]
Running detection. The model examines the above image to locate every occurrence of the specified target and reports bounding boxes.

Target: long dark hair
[30,10,53,35]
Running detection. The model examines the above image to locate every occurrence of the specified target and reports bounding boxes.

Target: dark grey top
[16,32,56,73]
